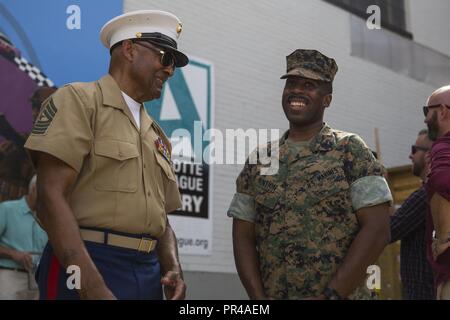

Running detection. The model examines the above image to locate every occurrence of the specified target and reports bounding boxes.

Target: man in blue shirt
[0,175,48,299]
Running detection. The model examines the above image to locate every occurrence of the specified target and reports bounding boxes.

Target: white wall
[409,0,450,57]
[125,0,449,275]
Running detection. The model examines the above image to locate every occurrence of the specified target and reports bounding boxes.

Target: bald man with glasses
[423,85,450,300]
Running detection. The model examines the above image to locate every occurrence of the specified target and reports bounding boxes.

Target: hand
[161,270,186,300]
[11,251,33,271]
[432,239,450,261]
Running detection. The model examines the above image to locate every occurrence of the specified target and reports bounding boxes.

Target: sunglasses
[411,145,429,155]
[423,104,450,117]
[133,41,175,68]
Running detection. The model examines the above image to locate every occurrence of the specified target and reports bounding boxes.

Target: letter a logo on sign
[145,58,213,167]
[144,57,214,255]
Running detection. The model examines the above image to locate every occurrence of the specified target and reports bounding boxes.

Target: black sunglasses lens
[161,53,174,67]
[411,146,417,154]
[423,106,428,116]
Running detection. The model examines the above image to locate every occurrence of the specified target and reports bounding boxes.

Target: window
[324,0,412,39]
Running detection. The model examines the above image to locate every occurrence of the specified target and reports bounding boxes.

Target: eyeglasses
[411,145,429,155]
[133,41,175,69]
[423,104,450,117]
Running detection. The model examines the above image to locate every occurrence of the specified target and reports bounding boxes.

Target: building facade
[123,0,450,299]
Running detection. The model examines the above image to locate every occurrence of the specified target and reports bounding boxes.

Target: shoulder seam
[64,82,97,110]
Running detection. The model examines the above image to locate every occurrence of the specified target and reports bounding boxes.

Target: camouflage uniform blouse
[228,124,392,299]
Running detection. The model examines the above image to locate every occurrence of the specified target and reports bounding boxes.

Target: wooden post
[374,127,382,164]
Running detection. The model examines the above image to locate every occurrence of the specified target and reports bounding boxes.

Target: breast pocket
[154,150,176,181]
[152,150,176,200]
[94,140,140,192]
[254,175,283,235]
[303,164,350,214]
[303,164,357,243]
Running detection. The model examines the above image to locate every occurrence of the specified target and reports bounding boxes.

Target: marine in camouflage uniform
[228,49,392,300]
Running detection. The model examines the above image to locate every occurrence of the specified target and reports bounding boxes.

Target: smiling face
[281,76,332,128]
[125,40,175,102]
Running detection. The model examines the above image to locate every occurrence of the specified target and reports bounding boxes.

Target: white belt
[80,229,157,253]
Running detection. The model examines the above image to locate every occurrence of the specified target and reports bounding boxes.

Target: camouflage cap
[280,49,338,82]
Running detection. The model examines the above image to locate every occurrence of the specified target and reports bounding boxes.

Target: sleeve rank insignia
[31,98,57,135]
